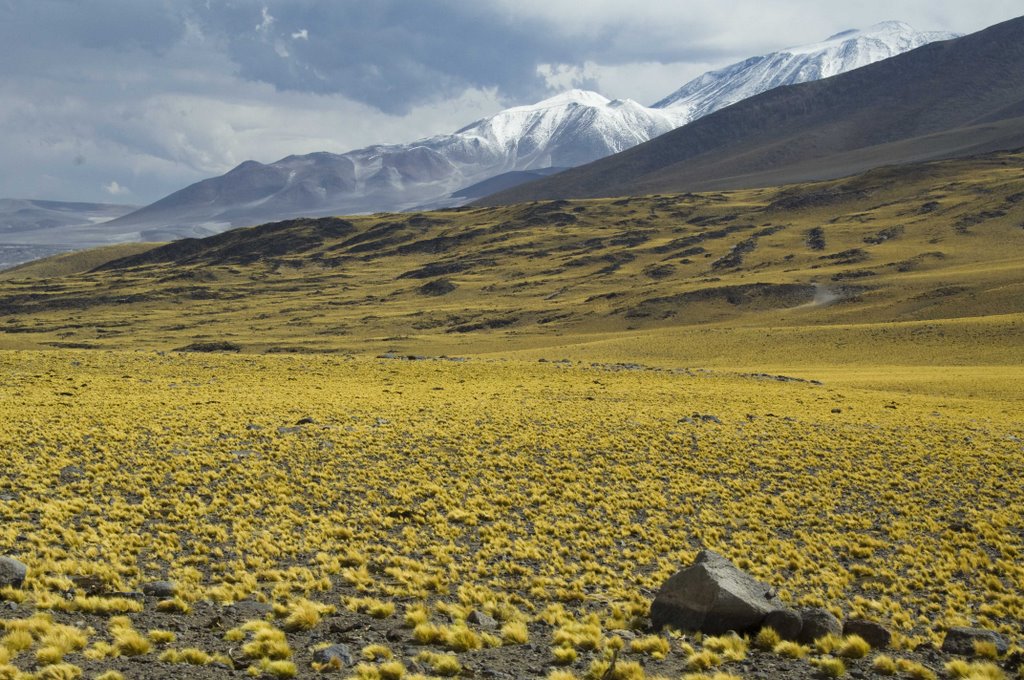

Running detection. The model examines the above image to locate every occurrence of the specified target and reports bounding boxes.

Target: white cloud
[2,0,1022,204]
[256,6,274,33]
[539,60,725,105]
[103,180,129,196]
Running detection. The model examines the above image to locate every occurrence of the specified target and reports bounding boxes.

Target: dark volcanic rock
[650,550,783,634]
[797,607,843,643]
[0,557,26,588]
[467,610,499,629]
[418,278,457,296]
[941,626,1009,656]
[142,580,177,598]
[844,619,892,649]
[312,643,355,666]
[763,609,803,640]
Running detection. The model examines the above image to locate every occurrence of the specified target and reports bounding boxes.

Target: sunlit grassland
[0,350,1021,677]
[0,152,1022,367]
[0,152,1022,677]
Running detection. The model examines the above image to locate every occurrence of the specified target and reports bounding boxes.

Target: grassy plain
[0,152,1022,678]
[0,350,1022,678]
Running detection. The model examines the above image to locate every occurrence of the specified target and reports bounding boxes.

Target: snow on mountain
[104,21,957,237]
[107,90,681,233]
[652,21,959,120]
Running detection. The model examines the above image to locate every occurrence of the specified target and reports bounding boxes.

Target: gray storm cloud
[0,0,1020,202]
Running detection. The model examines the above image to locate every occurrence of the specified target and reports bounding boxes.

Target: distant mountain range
[60,20,954,245]
[481,16,1024,205]
[0,200,139,269]
[0,199,137,241]
[652,20,955,120]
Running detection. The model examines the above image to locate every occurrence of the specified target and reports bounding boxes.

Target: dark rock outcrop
[763,608,803,640]
[142,581,177,598]
[797,607,843,643]
[941,626,1009,656]
[0,557,26,588]
[651,550,783,634]
[312,643,355,667]
[844,619,892,649]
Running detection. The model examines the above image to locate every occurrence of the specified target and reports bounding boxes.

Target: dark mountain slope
[480,16,1024,203]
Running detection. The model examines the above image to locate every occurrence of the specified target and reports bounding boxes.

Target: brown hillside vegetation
[0,151,1021,377]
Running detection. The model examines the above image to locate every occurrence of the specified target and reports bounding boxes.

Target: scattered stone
[763,609,803,640]
[797,608,842,644]
[844,619,891,649]
[71,574,106,596]
[941,626,1009,656]
[226,600,274,618]
[59,465,84,484]
[173,341,242,353]
[0,557,27,588]
[467,610,499,629]
[418,279,457,296]
[312,643,354,667]
[650,550,783,634]
[142,581,177,598]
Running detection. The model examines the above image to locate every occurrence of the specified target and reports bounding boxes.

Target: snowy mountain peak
[821,21,914,44]
[652,21,960,115]
[104,20,958,236]
[526,89,612,109]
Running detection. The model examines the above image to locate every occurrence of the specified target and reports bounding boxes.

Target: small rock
[763,609,802,640]
[797,608,842,644]
[467,610,498,629]
[941,626,1009,656]
[651,550,783,634]
[844,619,891,649]
[71,574,106,596]
[226,600,274,618]
[59,464,84,483]
[142,581,177,598]
[295,417,317,425]
[312,643,354,666]
[0,557,27,588]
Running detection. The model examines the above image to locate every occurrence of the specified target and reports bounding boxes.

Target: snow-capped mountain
[104,90,681,236]
[101,21,956,238]
[652,21,958,118]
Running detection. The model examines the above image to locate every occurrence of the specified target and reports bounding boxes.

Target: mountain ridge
[94,21,952,240]
[480,16,1024,204]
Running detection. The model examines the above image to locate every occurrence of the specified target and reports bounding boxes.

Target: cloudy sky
[2,1,1021,205]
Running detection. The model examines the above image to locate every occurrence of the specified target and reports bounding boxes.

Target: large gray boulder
[844,619,892,649]
[312,643,354,667]
[941,627,1009,656]
[797,607,843,643]
[651,550,783,634]
[0,557,26,588]
[764,608,803,640]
